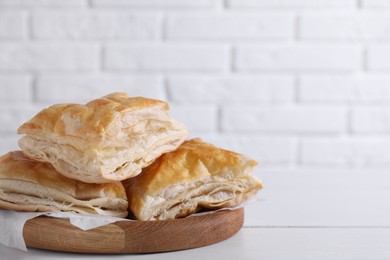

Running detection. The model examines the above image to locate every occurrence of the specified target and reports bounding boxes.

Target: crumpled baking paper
[0,197,258,252]
[0,210,132,251]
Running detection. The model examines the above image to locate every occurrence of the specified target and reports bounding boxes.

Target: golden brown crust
[126,138,262,221]
[17,93,168,140]
[0,151,128,217]
[17,93,188,183]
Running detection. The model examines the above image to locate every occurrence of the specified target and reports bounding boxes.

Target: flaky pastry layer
[125,138,262,221]
[0,151,128,217]
[17,93,188,183]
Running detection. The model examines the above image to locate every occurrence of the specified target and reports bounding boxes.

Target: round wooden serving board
[23,208,244,254]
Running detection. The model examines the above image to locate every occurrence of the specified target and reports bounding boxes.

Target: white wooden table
[1,227,389,260]
[1,168,390,259]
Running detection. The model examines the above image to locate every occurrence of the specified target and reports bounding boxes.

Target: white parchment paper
[0,210,132,251]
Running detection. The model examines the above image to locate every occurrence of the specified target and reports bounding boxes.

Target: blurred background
[0,0,390,227]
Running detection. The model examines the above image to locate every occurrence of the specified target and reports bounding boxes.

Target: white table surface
[1,227,390,260]
[1,168,390,259]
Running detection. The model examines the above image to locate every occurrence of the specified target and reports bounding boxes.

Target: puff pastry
[125,138,262,221]
[17,93,188,183]
[0,151,128,217]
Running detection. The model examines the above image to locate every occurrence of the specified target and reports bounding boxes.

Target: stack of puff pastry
[0,93,262,221]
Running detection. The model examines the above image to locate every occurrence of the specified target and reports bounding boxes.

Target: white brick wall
[36,74,164,102]
[0,75,32,102]
[0,44,99,71]
[167,75,294,103]
[0,134,19,155]
[367,46,390,70]
[0,12,26,39]
[301,138,390,166]
[222,107,346,133]
[226,0,356,8]
[104,44,230,71]
[235,45,362,71]
[0,105,41,133]
[362,0,390,8]
[299,75,390,103]
[0,0,88,7]
[0,0,388,170]
[1,0,390,227]
[351,107,390,133]
[170,105,218,133]
[91,0,219,8]
[166,13,294,40]
[300,13,390,41]
[32,12,160,40]
[200,134,295,166]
